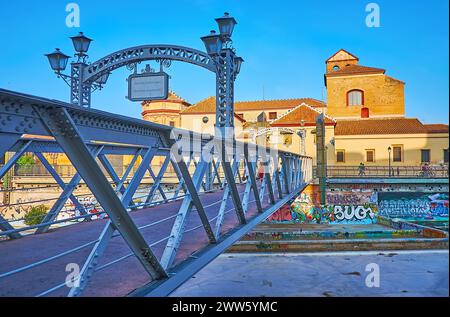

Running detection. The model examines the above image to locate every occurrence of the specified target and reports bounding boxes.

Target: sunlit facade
[140,49,448,167]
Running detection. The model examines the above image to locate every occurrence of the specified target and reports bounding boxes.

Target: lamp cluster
[45,32,92,73]
[45,32,109,90]
[200,12,244,75]
[44,13,243,110]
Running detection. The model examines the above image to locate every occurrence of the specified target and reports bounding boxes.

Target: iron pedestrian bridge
[0,89,312,297]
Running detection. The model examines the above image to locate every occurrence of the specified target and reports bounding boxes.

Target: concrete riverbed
[172,250,449,297]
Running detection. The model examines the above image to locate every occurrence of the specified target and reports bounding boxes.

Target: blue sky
[0,0,448,123]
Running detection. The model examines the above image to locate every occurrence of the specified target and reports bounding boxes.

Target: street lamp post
[201,12,244,139]
[388,146,392,177]
[297,119,306,155]
[46,14,244,116]
[46,32,107,108]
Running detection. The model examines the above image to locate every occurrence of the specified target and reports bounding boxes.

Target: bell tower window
[347,89,364,106]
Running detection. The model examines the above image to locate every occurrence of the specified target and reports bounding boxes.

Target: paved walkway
[172,250,449,297]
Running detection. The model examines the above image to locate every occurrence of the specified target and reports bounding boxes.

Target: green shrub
[24,205,49,226]
[16,155,36,174]
[17,155,36,166]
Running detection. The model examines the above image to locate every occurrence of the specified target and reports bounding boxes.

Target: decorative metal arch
[83,44,217,83]
[73,43,238,132]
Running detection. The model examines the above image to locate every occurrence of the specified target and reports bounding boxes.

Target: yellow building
[139,49,448,168]
[141,91,191,128]
[324,49,405,119]
[269,103,336,165]
[180,96,326,142]
[333,119,449,166]
[180,95,324,123]
[267,49,448,166]
[179,96,247,137]
[325,49,447,166]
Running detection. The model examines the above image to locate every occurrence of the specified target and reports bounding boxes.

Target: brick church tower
[324,49,405,120]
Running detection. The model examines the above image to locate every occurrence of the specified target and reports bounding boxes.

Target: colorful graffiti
[377,192,449,219]
[266,205,292,222]
[266,191,378,224]
[63,195,105,220]
[327,192,377,205]
[331,205,377,224]
[267,184,449,228]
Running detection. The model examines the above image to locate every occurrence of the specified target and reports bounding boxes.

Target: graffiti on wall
[266,191,378,224]
[327,192,377,205]
[0,194,106,221]
[63,195,105,220]
[332,205,376,224]
[377,192,449,219]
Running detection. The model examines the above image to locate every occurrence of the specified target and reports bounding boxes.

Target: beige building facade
[138,49,448,168]
[324,49,405,119]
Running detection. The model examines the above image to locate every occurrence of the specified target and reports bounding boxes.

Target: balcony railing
[3,163,448,180]
[314,165,449,178]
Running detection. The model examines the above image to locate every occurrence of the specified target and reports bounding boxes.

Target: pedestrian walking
[358,162,366,176]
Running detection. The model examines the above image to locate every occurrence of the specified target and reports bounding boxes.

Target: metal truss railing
[320,165,449,178]
[0,88,312,297]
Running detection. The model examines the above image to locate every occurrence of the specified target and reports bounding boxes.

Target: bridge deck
[0,89,311,297]
[0,183,278,297]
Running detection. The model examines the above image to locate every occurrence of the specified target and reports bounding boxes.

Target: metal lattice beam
[33,105,167,280]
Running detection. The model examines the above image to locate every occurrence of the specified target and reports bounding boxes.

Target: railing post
[281,154,291,194]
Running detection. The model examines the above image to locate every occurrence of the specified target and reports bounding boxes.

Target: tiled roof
[271,103,335,126]
[334,118,438,136]
[326,64,385,76]
[236,98,326,110]
[181,96,215,114]
[423,124,449,134]
[142,91,191,106]
[181,97,326,114]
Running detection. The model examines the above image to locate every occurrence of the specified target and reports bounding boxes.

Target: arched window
[347,89,364,106]
[332,65,340,71]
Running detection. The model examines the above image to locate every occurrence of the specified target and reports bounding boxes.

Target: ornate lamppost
[297,119,306,155]
[200,12,244,137]
[45,32,109,108]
